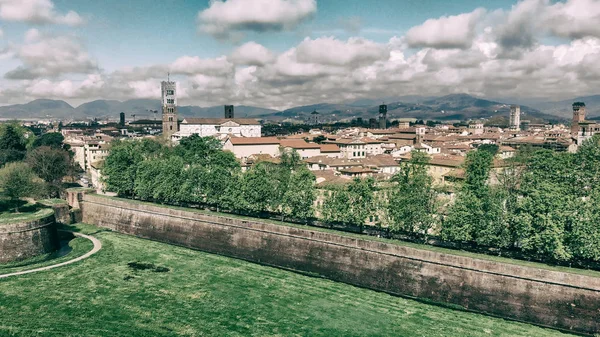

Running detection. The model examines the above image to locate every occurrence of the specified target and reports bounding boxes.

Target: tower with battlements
[509,105,521,131]
[571,102,586,136]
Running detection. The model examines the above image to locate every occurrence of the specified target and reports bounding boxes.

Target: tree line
[0,124,77,209]
[102,134,600,266]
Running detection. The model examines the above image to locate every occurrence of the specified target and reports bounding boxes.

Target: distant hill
[0,94,570,123]
[530,95,600,118]
[0,99,74,119]
[0,99,277,120]
[261,94,561,123]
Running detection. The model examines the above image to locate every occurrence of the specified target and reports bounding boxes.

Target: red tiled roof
[319,144,340,153]
[279,139,321,149]
[228,137,280,145]
[183,118,260,125]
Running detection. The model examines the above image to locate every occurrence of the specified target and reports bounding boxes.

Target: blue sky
[0,0,599,108]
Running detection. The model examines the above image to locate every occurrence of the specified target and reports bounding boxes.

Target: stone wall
[82,194,600,335]
[0,211,58,263]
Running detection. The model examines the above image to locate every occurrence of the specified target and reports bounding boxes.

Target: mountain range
[1,93,599,122]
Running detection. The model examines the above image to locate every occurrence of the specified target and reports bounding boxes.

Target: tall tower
[161,79,178,138]
[509,105,520,131]
[310,110,319,125]
[224,105,234,119]
[378,104,387,129]
[119,112,125,127]
[571,102,586,136]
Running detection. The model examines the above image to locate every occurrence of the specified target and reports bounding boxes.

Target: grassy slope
[99,195,600,278]
[0,224,572,337]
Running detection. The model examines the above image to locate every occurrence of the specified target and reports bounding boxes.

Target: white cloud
[229,42,275,66]
[0,0,84,26]
[170,56,233,76]
[5,33,97,79]
[295,37,389,66]
[198,0,316,39]
[544,0,600,39]
[405,8,485,49]
[0,28,3,38]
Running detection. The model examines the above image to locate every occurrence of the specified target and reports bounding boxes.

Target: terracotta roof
[360,137,384,144]
[360,155,399,167]
[339,167,377,174]
[389,134,417,140]
[183,118,260,125]
[228,137,280,145]
[279,139,321,149]
[319,144,340,153]
[499,145,516,152]
[327,138,366,145]
[428,155,465,168]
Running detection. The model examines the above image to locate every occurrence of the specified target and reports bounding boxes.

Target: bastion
[0,209,58,263]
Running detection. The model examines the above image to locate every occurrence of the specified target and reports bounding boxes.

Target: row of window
[166,99,175,104]
[353,152,365,157]
[166,90,175,95]
[166,108,175,113]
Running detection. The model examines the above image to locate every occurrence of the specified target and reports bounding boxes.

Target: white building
[174,118,261,141]
[510,105,521,131]
[223,137,280,160]
[279,139,321,159]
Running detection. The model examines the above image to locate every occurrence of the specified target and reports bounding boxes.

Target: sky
[0,0,600,109]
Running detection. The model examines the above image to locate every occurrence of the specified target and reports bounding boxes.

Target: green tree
[464,149,494,197]
[281,167,316,221]
[388,152,437,237]
[566,187,600,261]
[103,139,164,197]
[26,146,71,197]
[321,188,353,224]
[477,144,499,156]
[32,132,68,150]
[241,162,279,214]
[0,162,37,211]
[0,124,27,165]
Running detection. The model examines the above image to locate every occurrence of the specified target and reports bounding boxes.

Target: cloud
[229,41,275,66]
[4,33,97,79]
[197,0,316,39]
[0,28,3,38]
[405,8,485,49]
[544,0,600,39]
[170,56,233,76]
[0,0,84,26]
[295,36,389,66]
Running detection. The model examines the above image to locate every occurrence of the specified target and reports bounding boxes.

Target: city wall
[81,194,600,335]
[0,211,58,263]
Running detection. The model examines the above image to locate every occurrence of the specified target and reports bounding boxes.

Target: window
[167,90,174,95]
[169,117,173,122]
[167,99,175,104]
[170,126,173,130]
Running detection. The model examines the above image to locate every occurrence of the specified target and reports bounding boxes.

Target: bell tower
[378,104,387,129]
[571,102,586,136]
[161,77,178,138]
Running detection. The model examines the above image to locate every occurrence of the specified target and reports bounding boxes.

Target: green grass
[0,223,573,337]
[38,198,68,206]
[0,207,54,225]
[0,233,94,274]
[97,194,600,279]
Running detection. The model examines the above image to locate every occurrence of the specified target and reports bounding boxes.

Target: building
[510,105,521,131]
[571,102,586,136]
[369,118,377,129]
[161,80,178,138]
[378,104,387,129]
[223,137,280,160]
[279,139,321,159]
[310,110,320,125]
[119,112,125,127]
[224,105,234,119]
[468,122,484,135]
[326,138,367,159]
[175,118,261,140]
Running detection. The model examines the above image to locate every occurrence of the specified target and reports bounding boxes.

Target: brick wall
[82,194,600,335]
[0,213,58,263]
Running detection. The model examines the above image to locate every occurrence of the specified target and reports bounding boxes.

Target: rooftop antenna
[167,72,170,82]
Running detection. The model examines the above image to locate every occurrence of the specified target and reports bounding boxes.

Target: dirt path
[0,231,101,279]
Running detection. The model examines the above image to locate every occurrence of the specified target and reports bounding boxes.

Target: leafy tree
[241,162,279,214]
[133,159,163,201]
[441,190,482,242]
[464,149,494,197]
[281,167,316,221]
[566,187,600,261]
[0,162,37,211]
[103,139,164,197]
[175,134,224,165]
[388,152,437,237]
[313,135,327,144]
[0,124,27,165]
[26,146,71,197]
[32,132,68,150]
[321,188,353,224]
[347,177,376,226]
[478,144,499,156]
[153,157,186,204]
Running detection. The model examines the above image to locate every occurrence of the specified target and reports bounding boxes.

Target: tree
[478,144,499,156]
[321,188,353,224]
[281,167,316,221]
[103,139,164,197]
[0,162,37,211]
[464,149,494,197]
[566,187,600,261]
[313,135,327,144]
[32,132,68,150]
[0,124,27,165]
[26,146,71,197]
[241,162,279,214]
[388,152,437,237]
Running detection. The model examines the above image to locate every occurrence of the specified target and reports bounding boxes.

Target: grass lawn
[99,194,600,278]
[0,223,573,337]
[0,233,93,274]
